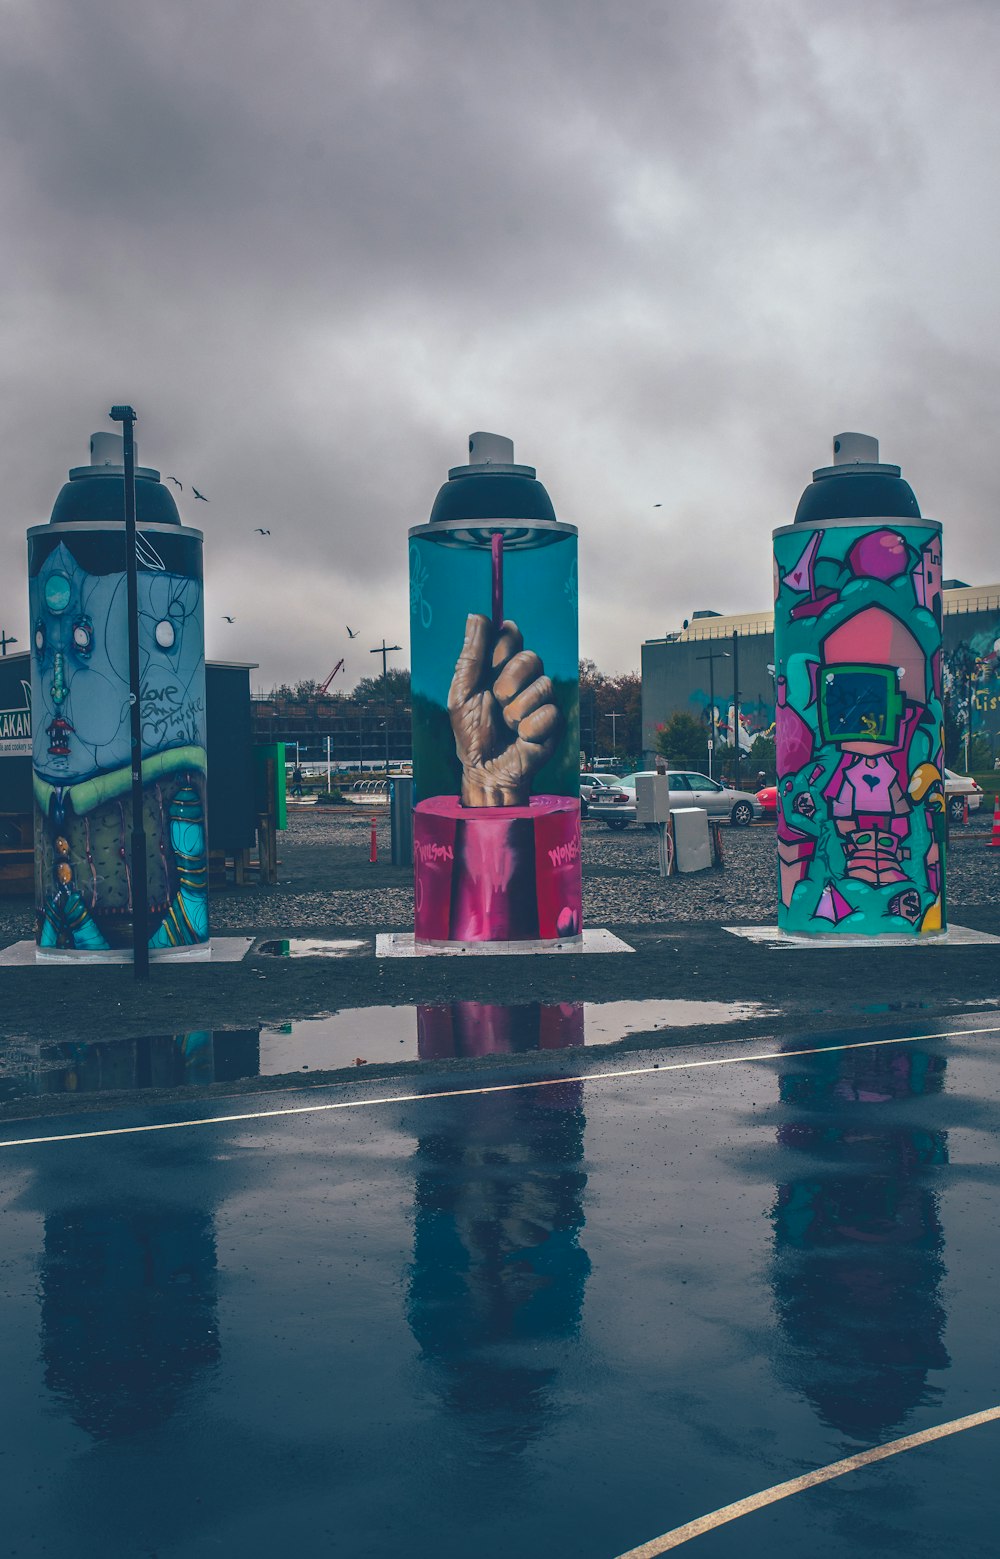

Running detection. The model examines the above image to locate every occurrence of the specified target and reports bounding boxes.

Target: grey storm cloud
[1,0,998,686]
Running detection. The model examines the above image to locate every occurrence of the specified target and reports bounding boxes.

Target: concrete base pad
[724,923,1000,949]
[376,928,634,958]
[0,937,254,967]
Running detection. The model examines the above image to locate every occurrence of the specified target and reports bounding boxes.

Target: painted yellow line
[613,1405,1000,1556]
[0,1021,997,1150]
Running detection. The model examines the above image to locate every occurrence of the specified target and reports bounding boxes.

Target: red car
[756,784,777,818]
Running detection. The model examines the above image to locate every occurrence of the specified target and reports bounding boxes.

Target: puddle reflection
[41,1203,220,1441]
[1,999,772,1103]
[257,938,369,959]
[406,1078,590,1453]
[771,1043,950,1438]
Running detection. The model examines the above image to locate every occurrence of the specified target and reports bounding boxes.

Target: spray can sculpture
[773,433,946,937]
[28,433,209,958]
[409,434,581,945]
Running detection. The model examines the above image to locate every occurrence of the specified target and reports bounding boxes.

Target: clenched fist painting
[448,613,563,807]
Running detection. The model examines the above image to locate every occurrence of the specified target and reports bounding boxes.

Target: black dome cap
[794,431,921,524]
[427,431,557,525]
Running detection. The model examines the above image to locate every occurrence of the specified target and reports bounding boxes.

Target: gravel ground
[1,808,998,1077]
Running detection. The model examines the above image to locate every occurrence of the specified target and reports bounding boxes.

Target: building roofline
[644,584,1000,644]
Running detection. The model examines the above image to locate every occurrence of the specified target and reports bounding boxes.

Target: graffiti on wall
[28,528,208,952]
[773,522,946,936]
[942,626,1000,759]
[409,529,581,942]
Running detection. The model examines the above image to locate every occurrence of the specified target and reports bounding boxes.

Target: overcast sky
[2,0,998,689]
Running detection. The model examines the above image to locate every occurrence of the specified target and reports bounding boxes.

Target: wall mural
[773,520,946,936]
[28,526,208,955]
[409,527,581,944]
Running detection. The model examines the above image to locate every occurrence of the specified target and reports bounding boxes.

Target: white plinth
[376,928,634,958]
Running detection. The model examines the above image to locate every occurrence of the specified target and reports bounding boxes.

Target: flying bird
[255,528,271,535]
[192,487,209,501]
[222,615,235,623]
[346,625,359,638]
[167,476,183,489]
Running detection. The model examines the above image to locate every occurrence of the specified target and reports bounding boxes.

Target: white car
[589,769,763,828]
[579,772,624,817]
[944,769,983,822]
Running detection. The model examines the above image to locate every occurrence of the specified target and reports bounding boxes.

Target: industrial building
[641,581,1000,766]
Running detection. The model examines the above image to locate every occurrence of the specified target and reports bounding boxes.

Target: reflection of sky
[410,533,578,701]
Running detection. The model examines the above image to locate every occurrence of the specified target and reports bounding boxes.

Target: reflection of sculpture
[449,614,562,806]
[41,1206,219,1440]
[407,1084,590,1449]
[771,1043,949,1438]
[28,449,208,955]
[418,1001,584,1058]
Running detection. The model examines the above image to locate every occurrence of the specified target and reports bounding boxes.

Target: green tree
[349,667,411,705]
[579,660,642,762]
[654,713,705,769]
[968,732,992,771]
[749,733,776,782]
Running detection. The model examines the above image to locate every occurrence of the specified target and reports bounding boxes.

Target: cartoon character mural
[409,434,581,945]
[28,442,208,957]
[773,436,946,936]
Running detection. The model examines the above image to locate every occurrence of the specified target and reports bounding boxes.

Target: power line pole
[109,404,149,980]
[696,646,730,781]
[605,710,623,756]
[370,639,401,774]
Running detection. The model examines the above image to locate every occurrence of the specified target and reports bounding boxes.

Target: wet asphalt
[2,812,1000,1555]
[2,1012,1000,1557]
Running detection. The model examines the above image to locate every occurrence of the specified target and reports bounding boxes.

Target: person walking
[291,764,303,797]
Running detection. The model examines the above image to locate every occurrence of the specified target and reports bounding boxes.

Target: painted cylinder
[28,434,209,959]
[409,432,580,946]
[773,432,945,937]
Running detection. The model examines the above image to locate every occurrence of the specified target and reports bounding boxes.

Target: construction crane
[319,659,345,695]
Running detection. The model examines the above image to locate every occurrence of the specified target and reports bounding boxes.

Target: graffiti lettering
[415,841,454,865]
[548,839,580,868]
[141,683,205,746]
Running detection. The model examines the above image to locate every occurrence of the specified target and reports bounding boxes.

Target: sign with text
[0,680,30,756]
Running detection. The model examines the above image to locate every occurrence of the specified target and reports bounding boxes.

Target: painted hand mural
[447,613,562,807]
[408,458,581,945]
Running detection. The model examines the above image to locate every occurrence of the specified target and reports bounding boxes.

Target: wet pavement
[0,998,778,1106]
[2,1011,999,1556]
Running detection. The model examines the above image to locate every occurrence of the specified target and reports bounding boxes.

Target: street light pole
[109,404,149,979]
[605,710,623,757]
[0,630,17,657]
[732,629,742,790]
[696,646,730,781]
[370,639,401,774]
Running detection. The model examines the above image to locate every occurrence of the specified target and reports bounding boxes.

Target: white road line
[613,1405,1000,1556]
[0,1021,997,1150]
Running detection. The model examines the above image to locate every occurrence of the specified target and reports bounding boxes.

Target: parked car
[579,772,624,817]
[756,784,777,818]
[944,768,983,822]
[758,770,980,825]
[584,782,633,828]
[589,770,762,829]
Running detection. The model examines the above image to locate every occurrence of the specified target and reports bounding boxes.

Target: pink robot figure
[818,607,926,888]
